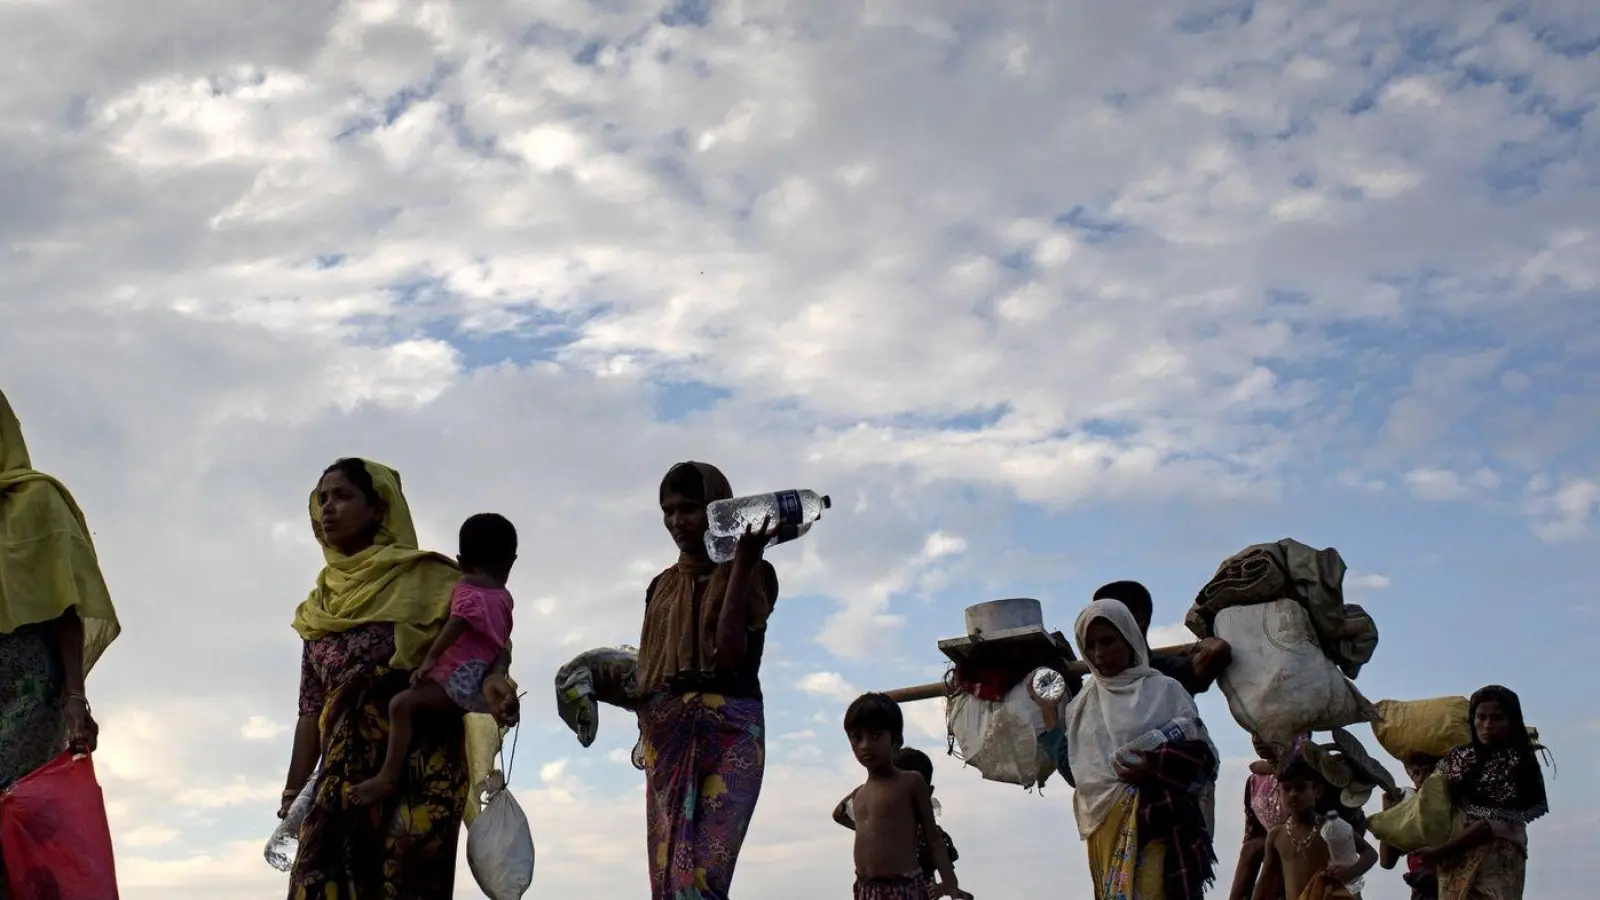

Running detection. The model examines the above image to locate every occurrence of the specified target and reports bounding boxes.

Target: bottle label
[774,490,804,541]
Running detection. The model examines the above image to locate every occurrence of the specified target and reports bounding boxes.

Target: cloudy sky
[1,0,1597,896]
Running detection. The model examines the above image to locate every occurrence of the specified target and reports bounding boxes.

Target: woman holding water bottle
[1052,599,1219,900]
[635,461,782,900]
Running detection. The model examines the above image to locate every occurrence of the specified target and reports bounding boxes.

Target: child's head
[1469,684,1528,750]
[844,692,904,772]
[1275,758,1327,819]
[1404,754,1441,789]
[1092,580,1154,636]
[458,513,518,582]
[894,747,935,790]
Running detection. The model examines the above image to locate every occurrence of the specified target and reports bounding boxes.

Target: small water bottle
[705,490,831,563]
[264,769,320,872]
[1319,812,1363,893]
[1114,717,1204,767]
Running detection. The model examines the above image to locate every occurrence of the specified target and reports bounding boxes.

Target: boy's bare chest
[854,781,911,826]
[1276,826,1331,891]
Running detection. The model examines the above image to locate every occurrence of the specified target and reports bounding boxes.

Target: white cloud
[795,672,858,702]
[0,0,1597,897]
[1403,467,1500,502]
[238,716,288,741]
[1147,622,1198,652]
[1345,573,1392,592]
[1525,477,1600,542]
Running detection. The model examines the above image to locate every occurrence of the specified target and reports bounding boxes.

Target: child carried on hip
[349,512,517,806]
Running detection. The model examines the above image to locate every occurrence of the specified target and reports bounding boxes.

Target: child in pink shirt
[350,512,516,806]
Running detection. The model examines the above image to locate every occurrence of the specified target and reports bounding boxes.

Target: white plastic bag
[946,680,1056,789]
[466,770,534,900]
[1214,599,1377,743]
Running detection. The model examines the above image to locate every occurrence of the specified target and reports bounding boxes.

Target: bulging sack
[1368,774,1456,852]
[1372,697,1472,762]
[1214,599,1377,743]
[0,751,119,900]
[946,679,1055,790]
[466,770,535,900]
[554,646,639,747]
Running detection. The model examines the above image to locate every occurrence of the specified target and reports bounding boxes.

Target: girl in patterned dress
[1232,732,1305,900]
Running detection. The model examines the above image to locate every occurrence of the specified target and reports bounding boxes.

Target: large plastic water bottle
[264,769,320,872]
[1114,717,1205,768]
[705,490,831,563]
[1320,811,1364,893]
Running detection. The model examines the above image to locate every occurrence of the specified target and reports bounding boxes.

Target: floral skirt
[1438,839,1526,900]
[0,625,66,900]
[289,665,468,900]
[1087,787,1167,900]
[640,692,765,900]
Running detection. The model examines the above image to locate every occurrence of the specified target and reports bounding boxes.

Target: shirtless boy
[839,693,972,900]
[1252,759,1377,900]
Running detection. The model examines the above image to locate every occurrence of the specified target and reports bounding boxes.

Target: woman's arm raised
[714,518,779,668]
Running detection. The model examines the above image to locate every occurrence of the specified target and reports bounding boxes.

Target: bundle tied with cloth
[941,598,1084,790]
[1184,539,1380,747]
[1366,695,1548,852]
[554,646,641,749]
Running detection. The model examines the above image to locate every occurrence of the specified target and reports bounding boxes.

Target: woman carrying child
[1054,598,1219,900]
[281,459,517,899]
[1414,685,1547,900]
[634,461,781,900]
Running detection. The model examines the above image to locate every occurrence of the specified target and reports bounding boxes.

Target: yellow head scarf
[290,459,460,670]
[0,389,121,672]
[288,459,509,824]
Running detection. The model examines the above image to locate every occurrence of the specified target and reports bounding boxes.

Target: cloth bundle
[554,646,640,747]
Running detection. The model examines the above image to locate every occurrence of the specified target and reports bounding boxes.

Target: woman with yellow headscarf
[0,389,121,894]
[280,458,517,900]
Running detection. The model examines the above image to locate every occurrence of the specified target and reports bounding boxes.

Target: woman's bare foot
[347,776,397,806]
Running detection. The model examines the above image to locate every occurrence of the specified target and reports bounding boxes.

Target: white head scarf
[1063,599,1212,838]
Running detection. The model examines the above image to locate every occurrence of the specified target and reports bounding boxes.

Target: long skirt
[0,624,67,900]
[288,665,468,900]
[1438,839,1526,900]
[1087,787,1168,900]
[640,691,765,900]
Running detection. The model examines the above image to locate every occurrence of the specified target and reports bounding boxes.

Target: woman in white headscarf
[1063,599,1219,900]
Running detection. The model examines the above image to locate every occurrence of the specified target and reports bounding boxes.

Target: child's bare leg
[350,681,457,805]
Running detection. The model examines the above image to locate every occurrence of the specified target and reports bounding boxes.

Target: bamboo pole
[883,642,1197,704]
